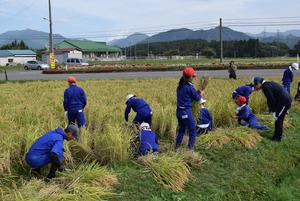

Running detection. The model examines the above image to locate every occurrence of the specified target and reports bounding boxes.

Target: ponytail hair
[178,76,190,87]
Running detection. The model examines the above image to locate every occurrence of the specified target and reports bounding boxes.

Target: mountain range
[0,28,300,49]
[0,29,65,49]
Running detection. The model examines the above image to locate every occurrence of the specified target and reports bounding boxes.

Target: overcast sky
[0,0,299,41]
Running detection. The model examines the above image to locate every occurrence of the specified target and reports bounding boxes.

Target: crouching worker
[234,96,269,130]
[197,98,212,135]
[139,122,158,155]
[125,94,153,126]
[25,125,79,179]
[295,81,300,101]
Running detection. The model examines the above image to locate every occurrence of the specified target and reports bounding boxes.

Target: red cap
[237,96,247,104]
[183,67,196,77]
[67,76,77,83]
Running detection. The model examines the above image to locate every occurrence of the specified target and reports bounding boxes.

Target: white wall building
[42,49,83,64]
[0,50,36,66]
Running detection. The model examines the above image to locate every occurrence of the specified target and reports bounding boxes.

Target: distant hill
[139,27,251,44]
[0,29,65,49]
[109,33,149,47]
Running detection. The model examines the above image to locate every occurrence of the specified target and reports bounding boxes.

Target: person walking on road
[228,61,237,80]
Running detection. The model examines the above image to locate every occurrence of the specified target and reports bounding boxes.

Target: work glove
[64,111,68,118]
[273,112,278,122]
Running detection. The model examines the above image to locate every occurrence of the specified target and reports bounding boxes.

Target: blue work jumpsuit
[139,129,158,155]
[64,85,87,127]
[197,107,213,135]
[176,82,201,150]
[25,128,65,169]
[232,85,253,104]
[236,104,268,130]
[282,67,294,94]
[125,98,152,126]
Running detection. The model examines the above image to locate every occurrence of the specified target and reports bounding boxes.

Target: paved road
[1,69,300,81]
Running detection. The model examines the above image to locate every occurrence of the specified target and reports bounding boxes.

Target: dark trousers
[229,72,237,79]
[274,104,290,141]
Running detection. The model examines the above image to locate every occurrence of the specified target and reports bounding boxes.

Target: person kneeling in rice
[139,122,158,155]
[233,96,269,130]
[25,125,79,179]
[196,98,213,135]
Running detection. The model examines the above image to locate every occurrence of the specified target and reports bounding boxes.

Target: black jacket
[261,81,292,113]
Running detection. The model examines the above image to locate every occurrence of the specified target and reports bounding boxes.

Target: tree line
[123,39,300,58]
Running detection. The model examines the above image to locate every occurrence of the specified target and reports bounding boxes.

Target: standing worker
[228,61,237,80]
[25,125,79,179]
[282,62,299,94]
[232,84,253,105]
[251,77,292,141]
[64,76,87,128]
[176,67,204,151]
[125,94,153,126]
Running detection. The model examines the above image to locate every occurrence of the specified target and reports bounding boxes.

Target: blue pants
[134,109,152,126]
[283,83,291,94]
[176,108,197,150]
[241,116,269,130]
[25,153,63,169]
[68,109,85,128]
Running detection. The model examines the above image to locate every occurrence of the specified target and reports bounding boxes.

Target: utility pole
[219,18,223,63]
[147,39,150,58]
[48,0,55,69]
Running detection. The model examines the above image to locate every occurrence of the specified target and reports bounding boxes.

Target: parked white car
[24,61,49,70]
[65,58,89,66]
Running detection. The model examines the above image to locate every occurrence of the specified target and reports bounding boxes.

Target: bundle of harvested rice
[138,153,191,192]
[181,150,205,168]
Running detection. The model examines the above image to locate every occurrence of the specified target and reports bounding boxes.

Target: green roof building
[54,39,121,60]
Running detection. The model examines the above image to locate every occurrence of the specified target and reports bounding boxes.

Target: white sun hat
[126,94,135,102]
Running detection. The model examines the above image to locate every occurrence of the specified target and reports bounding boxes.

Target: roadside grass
[0,65,24,71]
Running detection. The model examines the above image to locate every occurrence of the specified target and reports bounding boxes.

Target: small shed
[0,50,36,66]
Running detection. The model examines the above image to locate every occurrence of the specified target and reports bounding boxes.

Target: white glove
[64,111,68,117]
[273,112,278,122]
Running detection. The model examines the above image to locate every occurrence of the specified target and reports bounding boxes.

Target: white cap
[126,94,135,102]
[140,122,151,131]
[200,98,206,104]
[291,63,299,70]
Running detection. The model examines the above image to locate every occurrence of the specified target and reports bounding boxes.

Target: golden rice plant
[227,127,262,149]
[198,127,262,149]
[138,153,191,192]
[181,150,205,168]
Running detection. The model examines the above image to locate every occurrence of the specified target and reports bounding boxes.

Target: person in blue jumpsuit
[64,76,87,128]
[125,94,152,126]
[25,125,79,179]
[232,84,253,105]
[234,96,269,130]
[282,63,299,94]
[139,122,158,155]
[197,98,213,135]
[176,67,204,151]
[294,81,300,101]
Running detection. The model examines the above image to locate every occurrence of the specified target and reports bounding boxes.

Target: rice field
[0,77,299,200]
